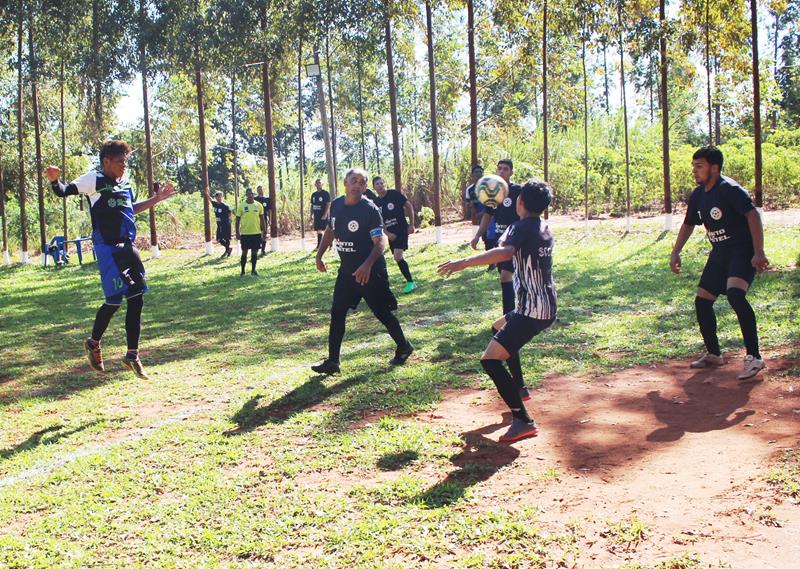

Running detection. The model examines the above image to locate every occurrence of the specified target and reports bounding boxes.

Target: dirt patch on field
[419,346,800,568]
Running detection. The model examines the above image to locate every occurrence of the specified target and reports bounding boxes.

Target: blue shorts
[95,241,148,305]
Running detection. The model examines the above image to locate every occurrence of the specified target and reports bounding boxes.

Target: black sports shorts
[332,265,398,315]
[388,230,408,252]
[240,234,261,250]
[313,216,327,231]
[493,312,554,355]
[698,249,756,296]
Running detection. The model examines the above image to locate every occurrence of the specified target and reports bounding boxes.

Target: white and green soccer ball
[475,174,509,208]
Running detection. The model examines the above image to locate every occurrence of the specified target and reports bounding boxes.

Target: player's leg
[492,314,528,400]
[250,243,259,275]
[121,293,149,379]
[312,274,357,374]
[87,300,120,372]
[691,254,726,368]
[363,268,412,364]
[393,240,417,293]
[239,241,248,276]
[726,254,764,379]
[499,268,514,315]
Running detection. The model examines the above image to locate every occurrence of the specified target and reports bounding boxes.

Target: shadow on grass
[0,420,104,461]
[415,413,519,508]
[377,450,420,471]
[225,373,369,435]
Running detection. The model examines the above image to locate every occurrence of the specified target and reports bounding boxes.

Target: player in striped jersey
[438,179,555,443]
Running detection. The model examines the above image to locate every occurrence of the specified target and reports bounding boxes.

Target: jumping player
[439,179,556,442]
[254,185,271,255]
[372,176,417,293]
[205,190,232,257]
[670,146,769,380]
[310,178,331,250]
[46,140,176,379]
[236,188,267,276]
[312,168,413,375]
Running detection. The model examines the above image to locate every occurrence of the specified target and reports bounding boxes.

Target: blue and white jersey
[499,217,557,320]
[70,172,137,246]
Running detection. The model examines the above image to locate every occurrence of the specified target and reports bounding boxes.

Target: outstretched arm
[134,183,175,214]
[45,166,79,197]
[438,246,515,277]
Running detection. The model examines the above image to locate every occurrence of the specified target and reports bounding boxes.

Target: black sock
[481,359,532,423]
[726,288,760,358]
[240,251,247,273]
[694,296,720,356]
[506,351,524,389]
[396,258,413,282]
[251,249,258,272]
[328,309,347,363]
[501,281,515,315]
[125,295,143,351]
[373,308,408,349]
[91,303,119,342]
[316,233,322,247]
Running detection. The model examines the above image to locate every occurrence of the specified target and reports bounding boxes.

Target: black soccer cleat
[520,386,531,402]
[311,359,340,375]
[389,342,414,366]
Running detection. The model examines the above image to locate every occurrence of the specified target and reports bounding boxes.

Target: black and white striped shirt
[499,217,557,320]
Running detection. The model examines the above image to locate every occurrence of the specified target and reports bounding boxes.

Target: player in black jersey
[310,179,331,250]
[372,176,417,293]
[254,185,271,255]
[204,190,232,257]
[670,146,769,380]
[311,168,413,375]
[439,179,556,443]
[46,140,176,379]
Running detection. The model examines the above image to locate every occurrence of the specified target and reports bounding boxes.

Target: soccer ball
[475,175,508,208]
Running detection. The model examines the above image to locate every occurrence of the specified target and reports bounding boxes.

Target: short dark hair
[519,178,552,214]
[693,146,724,170]
[372,176,383,185]
[471,164,484,174]
[99,140,132,162]
[497,158,513,171]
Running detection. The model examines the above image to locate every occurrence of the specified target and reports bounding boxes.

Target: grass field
[0,220,798,568]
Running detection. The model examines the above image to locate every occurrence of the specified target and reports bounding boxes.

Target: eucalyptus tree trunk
[140,0,159,256]
[750,0,763,208]
[195,67,213,253]
[618,1,632,233]
[16,0,28,262]
[29,8,47,262]
[425,0,441,242]
[384,2,402,193]
[659,0,672,229]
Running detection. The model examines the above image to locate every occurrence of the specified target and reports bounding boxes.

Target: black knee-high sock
[501,281,515,315]
[240,250,248,273]
[373,308,408,349]
[328,309,347,363]
[91,303,119,342]
[481,359,532,422]
[316,233,322,247]
[506,352,525,389]
[250,249,258,272]
[695,296,720,355]
[726,288,760,358]
[125,295,143,351]
[396,259,413,282]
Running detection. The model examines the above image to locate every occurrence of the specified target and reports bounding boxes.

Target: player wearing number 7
[46,140,176,380]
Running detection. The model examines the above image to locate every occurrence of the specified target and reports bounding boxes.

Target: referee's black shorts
[493,312,554,355]
[698,248,756,296]
[332,264,398,315]
[240,234,261,250]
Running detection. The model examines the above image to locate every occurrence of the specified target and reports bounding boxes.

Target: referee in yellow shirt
[235,188,267,276]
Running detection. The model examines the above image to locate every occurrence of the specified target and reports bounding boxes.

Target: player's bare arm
[352,235,385,285]
[746,209,769,272]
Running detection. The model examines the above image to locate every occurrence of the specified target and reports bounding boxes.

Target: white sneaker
[737,355,765,380]
[690,352,725,369]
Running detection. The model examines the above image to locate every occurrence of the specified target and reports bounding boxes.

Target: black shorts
[240,234,261,250]
[699,249,756,296]
[388,230,408,252]
[493,312,554,355]
[332,265,398,315]
[483,236,498,250]
[313,216,327,231]
[216,224,231,243]
[497,259,514,273]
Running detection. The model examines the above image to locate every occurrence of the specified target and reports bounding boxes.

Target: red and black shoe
[85,339,105,372]
[499,418,539,443]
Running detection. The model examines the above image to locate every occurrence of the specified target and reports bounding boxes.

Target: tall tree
[467,0,478,170]
[750,0,763,208]
[659,0,672,229]
[618,0,632,233]
[384,0,402,192]
[16,0,29,263]
[0,142,8,264]
[425,0,441,241]
[28,3,47,262]
[139,0,159,257]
